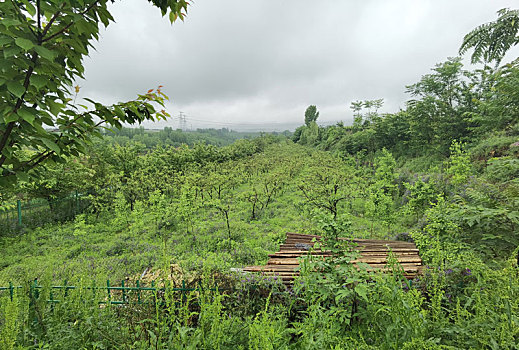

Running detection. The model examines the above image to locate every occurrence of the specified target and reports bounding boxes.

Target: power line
[183,115,299,126]
[173,112,346,129]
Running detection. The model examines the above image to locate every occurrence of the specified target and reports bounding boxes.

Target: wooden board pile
[244,232,423,285]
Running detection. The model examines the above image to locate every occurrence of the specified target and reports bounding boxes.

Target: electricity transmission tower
[178,111,187,131]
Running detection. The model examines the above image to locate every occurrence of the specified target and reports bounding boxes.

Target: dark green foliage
[460,8,519,65]
[0,0,188,187]
[304,105,319,126]
[104,126,268,148]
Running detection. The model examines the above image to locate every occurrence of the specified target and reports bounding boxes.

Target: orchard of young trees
[1,4,519,349]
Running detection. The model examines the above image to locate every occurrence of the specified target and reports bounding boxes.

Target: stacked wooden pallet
[244,232,423,285]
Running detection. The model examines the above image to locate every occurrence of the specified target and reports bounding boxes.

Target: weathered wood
[244,232,423,284]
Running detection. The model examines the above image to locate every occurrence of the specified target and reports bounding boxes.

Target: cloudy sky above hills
[80,0,519,131]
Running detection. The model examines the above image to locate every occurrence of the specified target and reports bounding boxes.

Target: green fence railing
[0,279,218,306]
[0,191,89,234]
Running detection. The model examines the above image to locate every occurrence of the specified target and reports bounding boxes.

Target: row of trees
[104,127,276,148]
[294,9,519,158]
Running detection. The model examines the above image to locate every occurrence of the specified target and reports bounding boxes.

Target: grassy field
[1,140,518,349]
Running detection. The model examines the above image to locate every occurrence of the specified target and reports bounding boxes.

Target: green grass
[1,141,518,349]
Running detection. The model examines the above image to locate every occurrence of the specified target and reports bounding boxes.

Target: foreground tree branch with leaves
[0,0,189,187]
[460,8,519,65]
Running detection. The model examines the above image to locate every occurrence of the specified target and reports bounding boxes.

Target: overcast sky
[79,0,519,131]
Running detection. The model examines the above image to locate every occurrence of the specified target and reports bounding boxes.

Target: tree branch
[40,3,66,39]
[37,0,41,33]
[0,52,39,167]
[9,0,38,39]
[42,0,102,43]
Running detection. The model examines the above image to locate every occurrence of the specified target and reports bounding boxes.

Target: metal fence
[0,191,89,234]
[0,279,217,306]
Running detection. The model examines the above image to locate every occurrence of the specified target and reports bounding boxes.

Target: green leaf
[47,99,63,116]
[20,0,36,17]
[354,284,369,302]
[30,75,47,89]
[0,37,13,46]
[34,45,57,60]
[15,37,34,51]
[3,112,18,123]
[1,19,21,27]
[17,171,29,182]
[3,46,22,59]
[17,108,36,125]
[7,82,25,98]
[40,138,61,155]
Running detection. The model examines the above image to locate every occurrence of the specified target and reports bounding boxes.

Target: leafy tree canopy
[0,0,189,187]
[460,8,519,65]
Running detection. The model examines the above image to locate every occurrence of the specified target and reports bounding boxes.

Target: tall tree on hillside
[460,8,519,65]
[304,105,319,126]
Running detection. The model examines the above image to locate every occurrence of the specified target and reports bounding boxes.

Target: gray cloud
[79,0,519,130]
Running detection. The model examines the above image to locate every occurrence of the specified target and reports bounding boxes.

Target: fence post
[121,280,127,304]
[136,280,141,304]
[17,200,22,227]
[75,190,79,214]
[182,280,186,303]
[9,282,13,301]
[92,280,96,302]
[64,280,68,298]
[29,279,40,326]
[107,280,111,304]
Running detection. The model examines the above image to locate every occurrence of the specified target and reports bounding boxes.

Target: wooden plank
[268,258,303,265]
[256,272,300,276]
[286,232,320,238]
[278,247,419,254]
[275,250,329,254]
[347,238,415,245]
[352,256,422,264]
[360,251,419,256]
[360,248,419,253]
[244,265,300,272]
[268,253,333,258]
[244,232,422,284]
[267,255,421,264]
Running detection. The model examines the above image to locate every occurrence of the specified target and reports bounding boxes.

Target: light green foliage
[374,148,398,192]
[312,209,352,245]
[403,176,437,219]
[299,120,320,145]
[248,297,290,350]
[298,152,358,220]
[445,140,471,185]
[365,149,398,234]
[0,135,518,348]
[0,295,20,350]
